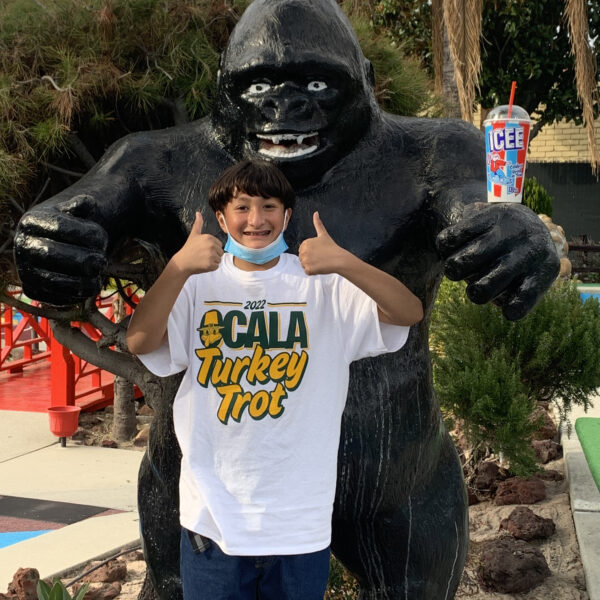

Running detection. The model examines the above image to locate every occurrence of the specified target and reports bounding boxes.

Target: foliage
[479,0,600,135]
[431,277,600,474]
[0,0,434,291]
[37,579,88,600]
[364,0,599,135]
[370,0,433,74]
[522,176,553,217]
[325,556,359,599]
[347,10,438,117]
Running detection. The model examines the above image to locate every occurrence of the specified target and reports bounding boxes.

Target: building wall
[528,118,600,163]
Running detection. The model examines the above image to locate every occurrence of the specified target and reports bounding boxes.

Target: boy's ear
[284,208,292,229]
[216,211,228,233]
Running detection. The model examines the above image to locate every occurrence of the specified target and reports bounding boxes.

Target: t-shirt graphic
[194,304,309,425]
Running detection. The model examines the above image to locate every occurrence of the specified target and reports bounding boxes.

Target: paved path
[0,411,143,591]
[562,393,600,600]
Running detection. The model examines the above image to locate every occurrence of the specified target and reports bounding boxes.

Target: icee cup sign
[484,104,531,203]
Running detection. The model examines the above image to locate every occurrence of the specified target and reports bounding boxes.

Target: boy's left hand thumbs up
[313,211,329,238]
[299,211,348,275]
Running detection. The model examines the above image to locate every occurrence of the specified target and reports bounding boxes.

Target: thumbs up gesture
[299,212,349,275]
[173,212,223,275]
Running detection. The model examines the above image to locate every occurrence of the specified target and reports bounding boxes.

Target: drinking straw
[507,81,517,117]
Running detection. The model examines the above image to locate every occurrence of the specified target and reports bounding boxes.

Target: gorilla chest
[286,162,431,270]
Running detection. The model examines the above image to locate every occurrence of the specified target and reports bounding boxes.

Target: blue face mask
[222,212,289,265]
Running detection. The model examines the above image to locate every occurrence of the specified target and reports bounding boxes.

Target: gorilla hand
[436,202,560,321]
[14,194,109,306]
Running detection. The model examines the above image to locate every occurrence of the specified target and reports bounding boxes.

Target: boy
[127,160,423,600]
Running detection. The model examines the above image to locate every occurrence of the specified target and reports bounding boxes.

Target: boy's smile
[217,192,290,250]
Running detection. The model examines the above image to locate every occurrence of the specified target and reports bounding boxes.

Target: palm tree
[436,0,598,174]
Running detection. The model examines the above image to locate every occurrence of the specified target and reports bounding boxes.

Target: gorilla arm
[299,213,423,326]
[14,135,148,306]
[426,119,560,320]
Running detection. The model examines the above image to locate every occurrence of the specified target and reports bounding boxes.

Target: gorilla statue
[14,1,559,598]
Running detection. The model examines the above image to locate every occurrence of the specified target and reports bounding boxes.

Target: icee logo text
[487,126,525,152]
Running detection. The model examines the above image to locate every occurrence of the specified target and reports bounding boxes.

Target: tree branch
[68,133,97,170]
[529,120,545,141]
[41,161,85,178]
[0,291,85,321]
[85,304,129,352]
[50,320,148,385]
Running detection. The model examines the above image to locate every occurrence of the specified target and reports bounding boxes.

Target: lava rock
[532,440,562,464]
[137,404,154,417]
[499,506,556,540]
[73,582,121,600]
[101,439,118,448]
[134,425,150,447]
[472,461,507,495]
[3,568,39,600]
[494,476,546,505]
[477,538,551,593]
[532,408,558,441]
[537,469,564,481]
[84,559,127,583]
[467,486,479,506]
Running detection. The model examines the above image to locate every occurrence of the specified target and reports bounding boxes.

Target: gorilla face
[213,0,376,187]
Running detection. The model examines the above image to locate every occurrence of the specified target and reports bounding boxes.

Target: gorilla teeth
[256,132,319,158]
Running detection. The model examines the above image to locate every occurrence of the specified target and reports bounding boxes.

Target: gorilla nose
[260,96,311,121]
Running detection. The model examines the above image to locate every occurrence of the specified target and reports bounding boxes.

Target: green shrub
[523,176,554,217]
[431,277,600,474]
[37,579,88,600]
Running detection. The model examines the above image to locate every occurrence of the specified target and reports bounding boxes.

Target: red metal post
[50,327,75,407]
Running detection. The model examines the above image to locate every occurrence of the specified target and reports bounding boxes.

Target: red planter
[47,406,81,438]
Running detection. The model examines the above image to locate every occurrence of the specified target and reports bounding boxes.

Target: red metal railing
[0,293,51,373]
[1,289,139,411]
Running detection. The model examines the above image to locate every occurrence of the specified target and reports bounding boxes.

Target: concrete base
[573,511,600,600]
[562,396,600,600]
[0,411,56,462]
[0,444,143,511]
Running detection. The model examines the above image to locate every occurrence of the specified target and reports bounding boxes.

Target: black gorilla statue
[14,1,559,598]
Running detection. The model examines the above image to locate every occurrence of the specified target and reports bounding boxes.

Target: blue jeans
[180,528,330,600]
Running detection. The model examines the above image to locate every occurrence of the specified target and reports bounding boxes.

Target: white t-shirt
[138,253,409,555]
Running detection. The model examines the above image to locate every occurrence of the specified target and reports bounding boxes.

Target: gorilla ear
[365,59,375,88]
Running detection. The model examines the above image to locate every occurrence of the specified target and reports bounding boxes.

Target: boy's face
[216,191,290,249]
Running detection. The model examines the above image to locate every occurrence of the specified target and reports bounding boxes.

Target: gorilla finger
[14,236,107,278]
[436,214,494,258]
[59,194,96,219]
[17,211,108,251]
[465,261,524,305]
[443,228,507,281]
[21,269,103,305]
[500,275,549,321]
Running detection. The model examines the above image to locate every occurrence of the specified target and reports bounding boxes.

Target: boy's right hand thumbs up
[174,211,223,275]
[191,211,204,235]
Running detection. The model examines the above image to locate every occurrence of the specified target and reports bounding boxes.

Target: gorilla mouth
[255,132,319,159]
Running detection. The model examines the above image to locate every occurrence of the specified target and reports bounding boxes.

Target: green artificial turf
[575,417,600,492]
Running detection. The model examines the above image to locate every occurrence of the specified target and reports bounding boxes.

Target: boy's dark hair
[208,160,295,212]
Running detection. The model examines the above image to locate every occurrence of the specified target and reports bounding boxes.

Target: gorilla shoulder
[92,118,224,178]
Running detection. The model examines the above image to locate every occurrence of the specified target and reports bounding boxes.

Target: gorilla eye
[247,82,271,94]
[307,81,327,92]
